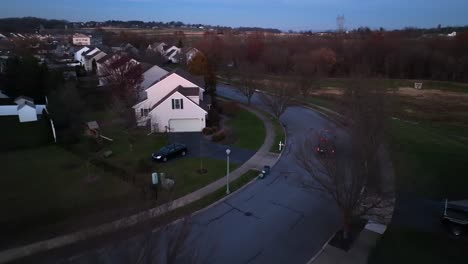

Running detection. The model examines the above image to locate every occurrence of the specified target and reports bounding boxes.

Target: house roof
[149,85,205,112]
[178,87,199,96]
[73,33,90,38]
[17,101,35,110]
[85,51,106,60]
[87,121,99,130]
[14,96,34,104]
[96,54,114,64]
[172,68,205,88]
[0,98,15,105]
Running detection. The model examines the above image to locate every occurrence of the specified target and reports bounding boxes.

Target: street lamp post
[226,148,231,194]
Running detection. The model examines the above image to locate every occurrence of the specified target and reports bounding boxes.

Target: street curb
[189,126,286,219]
[306,229,339,264]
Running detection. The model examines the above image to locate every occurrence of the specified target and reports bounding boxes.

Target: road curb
[306,229,339,264]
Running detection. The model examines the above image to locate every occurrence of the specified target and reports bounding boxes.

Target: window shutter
[140,109,143,117]
[180,99,184,109]
[172,99,175,109]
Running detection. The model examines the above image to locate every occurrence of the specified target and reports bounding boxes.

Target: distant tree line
[0,17,69,33]
[193,29,468,83]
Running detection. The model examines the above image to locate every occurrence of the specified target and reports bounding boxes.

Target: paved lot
[50,84,342,264]
[168,132,256,164]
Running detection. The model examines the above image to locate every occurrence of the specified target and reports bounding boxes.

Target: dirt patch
[396,87,468,99]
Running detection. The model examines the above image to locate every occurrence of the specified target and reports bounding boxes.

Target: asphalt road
[53,84,342,264]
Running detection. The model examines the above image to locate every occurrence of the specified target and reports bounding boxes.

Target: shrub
[207,109,220,127]
[221,101,240,117]
[212,131,226,142]
[202,127,214,135]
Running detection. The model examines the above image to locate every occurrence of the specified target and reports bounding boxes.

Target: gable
[152,91,207,114]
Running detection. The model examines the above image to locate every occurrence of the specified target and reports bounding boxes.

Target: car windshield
[158,146,172,154]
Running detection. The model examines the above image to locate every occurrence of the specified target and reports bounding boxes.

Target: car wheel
[181,151,186,156]
[163,157,167,162]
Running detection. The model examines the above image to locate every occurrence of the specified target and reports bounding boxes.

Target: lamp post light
[226,148,231,194]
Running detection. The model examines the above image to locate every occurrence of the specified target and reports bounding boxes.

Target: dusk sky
[1,0,468,30]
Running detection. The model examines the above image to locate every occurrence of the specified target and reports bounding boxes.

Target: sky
[1,0,468,31]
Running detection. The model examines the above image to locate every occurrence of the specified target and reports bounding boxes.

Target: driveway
[168,132,256,164]
[48,84,342,264]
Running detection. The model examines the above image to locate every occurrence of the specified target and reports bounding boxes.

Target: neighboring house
[0,96,47,123]
[96,53,139,86]
[164,46,181,63]
[74,46,90,63]
[147,42,167,55]
[112,43,139,56]
[138,65,169,100]
[179,47,201,64]
[132,69,207,132]
[72,33,91,46]
[82,48,107,72]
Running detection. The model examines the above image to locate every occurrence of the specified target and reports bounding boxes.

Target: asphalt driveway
[167,132,256,164]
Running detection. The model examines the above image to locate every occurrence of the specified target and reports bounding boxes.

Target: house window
[172,99,184,109]
[140,108,149,117]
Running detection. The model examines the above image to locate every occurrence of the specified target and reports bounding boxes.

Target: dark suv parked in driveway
[152,143,188,162]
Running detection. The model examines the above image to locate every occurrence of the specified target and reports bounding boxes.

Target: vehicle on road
[152,143,188,162]
[441,199,468,237]
[315,129,336,156]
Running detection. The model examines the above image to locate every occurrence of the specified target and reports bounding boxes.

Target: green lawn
[270,115,286,153]
[369,120,468,264]
[389,119,468,199]
[368,226,466,264]
[0,116,52,151]
[226,108,266,150]
[0,146,135,240]
[154,157,240,198]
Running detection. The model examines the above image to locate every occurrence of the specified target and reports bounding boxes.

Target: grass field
[154,157,240,198]
[389,119,468,199]
[368,226,466,264]
[0,116,52,151]
[226,107,266,150]
[0,146,136,245]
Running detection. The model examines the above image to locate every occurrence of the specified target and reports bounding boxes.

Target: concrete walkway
[309,222,387,264]
[0,105,279,264]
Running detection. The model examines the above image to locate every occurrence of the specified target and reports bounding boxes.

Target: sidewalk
[309,222,387,264]
[0,105,280,264]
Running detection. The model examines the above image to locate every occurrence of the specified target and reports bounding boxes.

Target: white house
[74,46,90,64]
[164,46,181,63]
[147,42,167,55]
[180,47,201,64]
[132,69,207,132]
[17,101,37,122]
[72,33,91,46]
[82,48,107,72]
[0,96,47,123]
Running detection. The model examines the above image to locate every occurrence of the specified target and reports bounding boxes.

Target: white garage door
[169,118,202,132]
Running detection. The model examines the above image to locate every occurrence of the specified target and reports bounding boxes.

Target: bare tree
[99,54,144,107]
[295,79,393,240]
[259,80,295,118]
[236,63,259,105]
